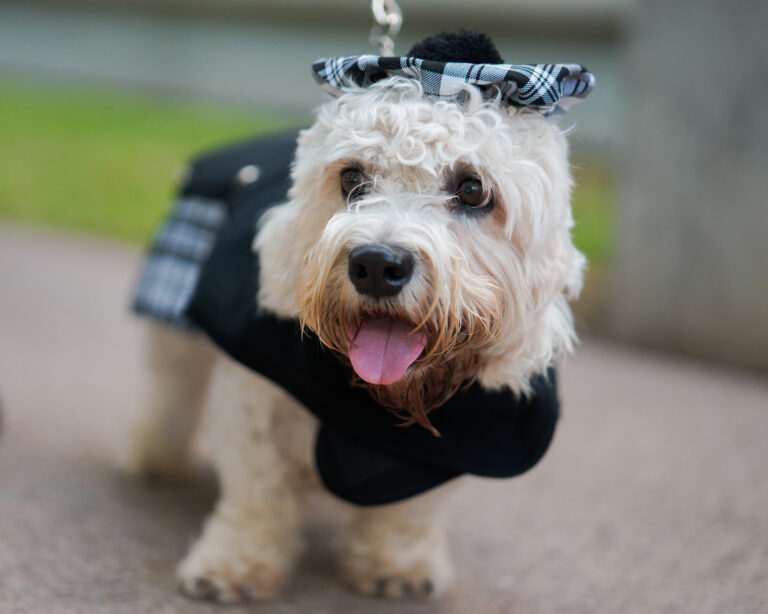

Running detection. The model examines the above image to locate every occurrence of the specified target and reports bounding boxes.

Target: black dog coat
[133,130,560,506]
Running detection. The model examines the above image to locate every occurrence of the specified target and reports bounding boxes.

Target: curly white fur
[258,79,584,396]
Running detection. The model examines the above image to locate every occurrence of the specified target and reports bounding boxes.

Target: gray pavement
[0,223,767,614]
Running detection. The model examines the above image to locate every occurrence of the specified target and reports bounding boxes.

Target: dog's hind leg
[341,482,460,600]
[123,321,216,479]
[177,354,311,602]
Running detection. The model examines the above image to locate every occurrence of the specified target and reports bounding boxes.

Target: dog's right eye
[456,178,494,211]
[341,168,367,200]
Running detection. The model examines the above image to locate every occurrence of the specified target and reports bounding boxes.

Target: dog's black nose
[348,244,414,298]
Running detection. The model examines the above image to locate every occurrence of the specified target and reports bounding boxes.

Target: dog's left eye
[341,168,368,200]
[456,178,494,211]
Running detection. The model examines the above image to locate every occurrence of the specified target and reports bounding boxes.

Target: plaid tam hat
[312,55,595,116]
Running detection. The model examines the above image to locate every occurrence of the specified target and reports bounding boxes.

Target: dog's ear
[407,30,504,64]
[254,201,304,318]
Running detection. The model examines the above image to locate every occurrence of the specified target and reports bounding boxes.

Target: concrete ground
[0,223,766,614]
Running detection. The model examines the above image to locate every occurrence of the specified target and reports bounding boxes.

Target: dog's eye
[456,178,494,211]
[340,168,367,200]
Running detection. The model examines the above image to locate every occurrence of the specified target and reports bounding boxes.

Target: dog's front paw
[348,570,451,600]
[177,512,297,603]
[177,554,283,603]
[341,530,454,600]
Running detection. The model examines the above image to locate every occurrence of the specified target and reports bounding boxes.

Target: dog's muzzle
[348,244,414,298]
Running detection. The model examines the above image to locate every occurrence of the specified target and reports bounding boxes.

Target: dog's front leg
[342,483,459,599]
[177,356,304,603]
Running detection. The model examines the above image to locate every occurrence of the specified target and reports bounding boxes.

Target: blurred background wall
[610,0,768,372]
[1,0,766,373]
[0,0,626,151]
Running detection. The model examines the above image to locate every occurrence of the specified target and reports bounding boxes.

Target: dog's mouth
[346,317,427,386]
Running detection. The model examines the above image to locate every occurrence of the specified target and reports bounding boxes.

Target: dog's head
[256,71,586,432]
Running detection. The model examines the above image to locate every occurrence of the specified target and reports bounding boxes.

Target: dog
[126,32,593,602]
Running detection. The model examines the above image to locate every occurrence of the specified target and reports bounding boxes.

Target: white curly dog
[126,67,586,602]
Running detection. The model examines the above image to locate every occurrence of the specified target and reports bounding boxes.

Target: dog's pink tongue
[347,318,427,385]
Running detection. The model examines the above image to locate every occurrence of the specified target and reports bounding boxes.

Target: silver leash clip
[369,0,402,56]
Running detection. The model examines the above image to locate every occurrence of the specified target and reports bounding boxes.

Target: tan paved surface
[1,224,767,614]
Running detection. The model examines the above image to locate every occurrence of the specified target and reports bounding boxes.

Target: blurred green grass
[0,79,612,265]
[570,163,614,267]
[0,79,297,242]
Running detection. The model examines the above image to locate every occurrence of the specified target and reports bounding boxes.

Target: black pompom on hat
[407,29,504,64]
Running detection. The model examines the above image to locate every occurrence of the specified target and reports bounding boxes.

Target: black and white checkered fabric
[132,196,227,330]
[312,55,595,115]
